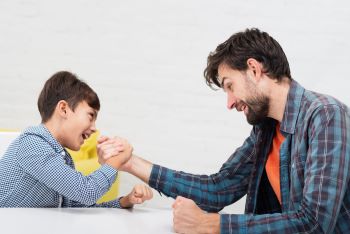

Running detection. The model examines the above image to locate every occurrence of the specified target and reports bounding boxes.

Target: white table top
[0,206,174,234]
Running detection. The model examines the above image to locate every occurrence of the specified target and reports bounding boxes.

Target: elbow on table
[72,186,106,206]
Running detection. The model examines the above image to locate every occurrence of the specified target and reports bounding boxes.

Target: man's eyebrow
[220,77,227,88]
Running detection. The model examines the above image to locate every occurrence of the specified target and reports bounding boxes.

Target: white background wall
[1,0,350,213]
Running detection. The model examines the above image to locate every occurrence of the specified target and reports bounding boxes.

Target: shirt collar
[280,79,305,134]
[24,124,65,154]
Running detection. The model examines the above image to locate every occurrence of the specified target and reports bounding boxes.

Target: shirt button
[61,151,66,156]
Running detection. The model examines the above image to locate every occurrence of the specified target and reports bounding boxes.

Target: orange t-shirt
[265,123,285,204]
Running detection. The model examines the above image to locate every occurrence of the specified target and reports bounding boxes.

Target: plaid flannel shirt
[149,80,350,233]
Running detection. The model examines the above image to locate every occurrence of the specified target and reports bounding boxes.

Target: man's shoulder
[302,89,349,113]
[299,90,350,125]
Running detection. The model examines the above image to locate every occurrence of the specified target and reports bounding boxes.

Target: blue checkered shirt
[149,80,350,233]
[0,124,122,208]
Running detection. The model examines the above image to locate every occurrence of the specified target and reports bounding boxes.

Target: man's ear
[56,100,69,118]
[246,58,264,82]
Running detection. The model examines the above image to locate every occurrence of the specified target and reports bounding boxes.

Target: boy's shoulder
[19,124,64,154]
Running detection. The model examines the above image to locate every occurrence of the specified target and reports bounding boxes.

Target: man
[99,28,350,233]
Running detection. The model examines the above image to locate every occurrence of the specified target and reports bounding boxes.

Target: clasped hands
[97,135,132,169]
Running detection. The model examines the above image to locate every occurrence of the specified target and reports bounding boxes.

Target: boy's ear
[56,100,69,118]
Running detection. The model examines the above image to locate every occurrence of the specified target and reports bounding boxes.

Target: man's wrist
[122,155,135,173]
[199,213,220,234]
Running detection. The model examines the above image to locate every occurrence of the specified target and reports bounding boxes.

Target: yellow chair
[66,131,120,204]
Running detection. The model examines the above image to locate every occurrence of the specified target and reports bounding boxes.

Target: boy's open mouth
[82,133,90,140]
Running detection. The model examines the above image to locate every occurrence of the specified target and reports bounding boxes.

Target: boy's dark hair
[204,28,292,89]
[37,71,100,123]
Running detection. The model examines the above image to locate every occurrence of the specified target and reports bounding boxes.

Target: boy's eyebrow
[91,110,98,119]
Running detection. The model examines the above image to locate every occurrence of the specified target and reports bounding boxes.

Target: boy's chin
[68,144,81,152]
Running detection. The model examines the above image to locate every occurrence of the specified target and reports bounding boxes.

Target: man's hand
[97,136,133,169]
[172,196,220,234]
[119,184,153,208]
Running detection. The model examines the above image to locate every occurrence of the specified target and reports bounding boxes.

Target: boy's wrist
[105,158,122,170]
[119,195,133,209]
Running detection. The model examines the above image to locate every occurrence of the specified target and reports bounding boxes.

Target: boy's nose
[90,122,97,133]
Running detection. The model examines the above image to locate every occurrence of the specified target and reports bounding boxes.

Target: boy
[0,71,152,208]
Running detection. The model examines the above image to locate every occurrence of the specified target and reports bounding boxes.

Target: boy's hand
[97,136,133,169]
[119,184,153,208]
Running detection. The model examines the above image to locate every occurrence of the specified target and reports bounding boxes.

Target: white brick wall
[1,0,349,213]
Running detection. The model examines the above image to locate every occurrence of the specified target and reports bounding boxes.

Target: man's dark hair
[204,28,292,89]
[37,71,100,123]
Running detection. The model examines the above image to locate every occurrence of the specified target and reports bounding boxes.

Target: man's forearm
[125,154,153,183]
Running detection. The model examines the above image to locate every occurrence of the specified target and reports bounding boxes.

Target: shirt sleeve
[95,196,122,208]
[69,196,123,208]
[149,128,259,212]
[16,135,118,206]
[220,104,350,233]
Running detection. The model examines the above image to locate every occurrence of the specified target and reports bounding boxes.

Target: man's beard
[244,94,269,125]
[242,73,270,125]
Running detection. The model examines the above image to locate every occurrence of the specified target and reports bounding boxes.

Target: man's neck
[266,77,291,122]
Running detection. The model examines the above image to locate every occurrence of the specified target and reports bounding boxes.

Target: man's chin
[246,116,266,125]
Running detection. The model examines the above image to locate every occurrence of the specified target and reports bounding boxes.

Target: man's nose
[227,93,236,110]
